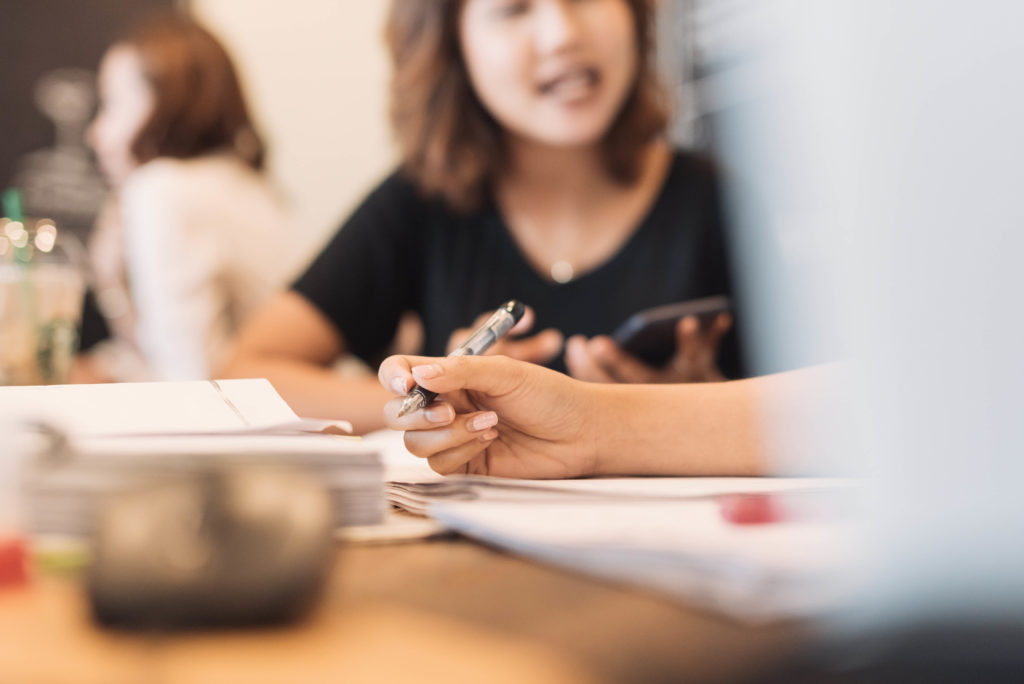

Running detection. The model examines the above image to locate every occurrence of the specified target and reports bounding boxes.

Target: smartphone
[611,296,731,367]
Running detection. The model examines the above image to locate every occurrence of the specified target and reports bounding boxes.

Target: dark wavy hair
[119,13,265,170]
[386,0,668,211]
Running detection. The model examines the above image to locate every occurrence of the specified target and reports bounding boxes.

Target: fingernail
[425,405,454,423]
[412,364,442,380]
[392,376,409,395]
[469,412,498,432]
[478,429,499,442]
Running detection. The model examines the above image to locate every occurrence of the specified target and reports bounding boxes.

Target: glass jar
[0,216,86,385]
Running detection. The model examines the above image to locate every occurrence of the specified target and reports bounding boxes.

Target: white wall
[190,0,396,256]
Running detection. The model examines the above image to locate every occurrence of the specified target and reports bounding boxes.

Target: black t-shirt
[293,150,745,377]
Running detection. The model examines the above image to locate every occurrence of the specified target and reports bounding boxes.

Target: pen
[397,299,526,417]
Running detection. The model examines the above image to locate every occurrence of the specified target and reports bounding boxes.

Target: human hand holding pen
[381,352,781,479]
[397,300,526,417]
[381,354,601,477]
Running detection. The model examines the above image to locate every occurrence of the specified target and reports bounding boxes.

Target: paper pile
[371,429,860,622]
[2,380,384,537]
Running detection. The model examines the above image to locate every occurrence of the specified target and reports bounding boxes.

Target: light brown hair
[120,14,265,169]
[386,0,668,212]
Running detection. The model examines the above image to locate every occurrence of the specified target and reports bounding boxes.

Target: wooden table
[0,537,807,683]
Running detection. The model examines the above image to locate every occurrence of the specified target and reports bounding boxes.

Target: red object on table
[719,493,784,525]
[0,536,30,586]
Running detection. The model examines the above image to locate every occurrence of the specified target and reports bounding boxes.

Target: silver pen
[396,300,526,417]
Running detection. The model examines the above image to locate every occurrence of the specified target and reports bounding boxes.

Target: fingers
[447,311,491,353]
[381,362,503,476]
[500,328,564,364]
[425,437,496,476]
[380,352,528,399]
[402,409,500,474]
[697,313,731,369]
[449,306,538,354]
[379,354,437,396]
[446,328,471,355]
[675,313,732,362]
[509,306,536,337]
[586,336,657,383]
[675,316,703,367]
[383,396,457,430]
[565,335,617,382]
[404,354,533,398]
[709,312,733,345]
[671,313,731,381]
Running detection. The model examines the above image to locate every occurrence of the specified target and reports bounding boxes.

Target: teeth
[544,70,596,98]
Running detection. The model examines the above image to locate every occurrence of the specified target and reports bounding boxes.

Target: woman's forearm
[220,356,392,433]
[590,380,765,476]
[218,292,394,433]
[590,367,841,476]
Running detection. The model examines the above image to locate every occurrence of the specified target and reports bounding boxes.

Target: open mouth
[537,67,601,100]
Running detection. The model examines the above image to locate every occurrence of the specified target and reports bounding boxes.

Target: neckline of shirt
[487,151,684,289]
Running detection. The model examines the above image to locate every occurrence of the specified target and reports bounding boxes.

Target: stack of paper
[1,380,384,537]
[431,487,859,622]
[370,429,860,622]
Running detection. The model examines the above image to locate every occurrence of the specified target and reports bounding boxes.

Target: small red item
[0,536,30,586]
[719,493,784,525]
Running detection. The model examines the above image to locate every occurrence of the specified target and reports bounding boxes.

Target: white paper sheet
[370,428,859,621]
[0,378,297,436]
[430,497,860,622]
[5,380,383,535]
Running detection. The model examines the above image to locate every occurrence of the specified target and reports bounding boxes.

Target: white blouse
[92,155,300,381]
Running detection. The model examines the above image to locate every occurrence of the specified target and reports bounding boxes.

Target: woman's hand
[446,306,563,365]
[379,354,598,478]
[565,313,731,384]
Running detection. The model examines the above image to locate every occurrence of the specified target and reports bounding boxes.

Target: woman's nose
[533,0,584,56]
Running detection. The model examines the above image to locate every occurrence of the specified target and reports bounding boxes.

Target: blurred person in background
[74,14,298,382]
[224,0,743,433]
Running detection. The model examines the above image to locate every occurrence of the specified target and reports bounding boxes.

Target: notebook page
[0,379,296,436]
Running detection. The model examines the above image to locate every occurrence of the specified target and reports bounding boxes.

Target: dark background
[0,0,176,231]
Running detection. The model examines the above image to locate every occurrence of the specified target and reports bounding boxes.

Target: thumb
[411,355,530,398]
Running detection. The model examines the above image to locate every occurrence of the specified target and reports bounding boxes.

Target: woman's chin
[513,123,611,151]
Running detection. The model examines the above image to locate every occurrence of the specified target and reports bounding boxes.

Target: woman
[78,14,298,382]
[223,0,740,432]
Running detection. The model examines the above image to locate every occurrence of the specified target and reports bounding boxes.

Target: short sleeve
[291,172,421,365]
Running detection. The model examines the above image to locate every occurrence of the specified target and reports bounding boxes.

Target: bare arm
[219,291,392,433]
[589,366,839,476]
[379,354,838,477]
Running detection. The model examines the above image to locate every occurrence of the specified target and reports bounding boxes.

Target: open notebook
[0,378,352,437]
[1,380,384,536]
